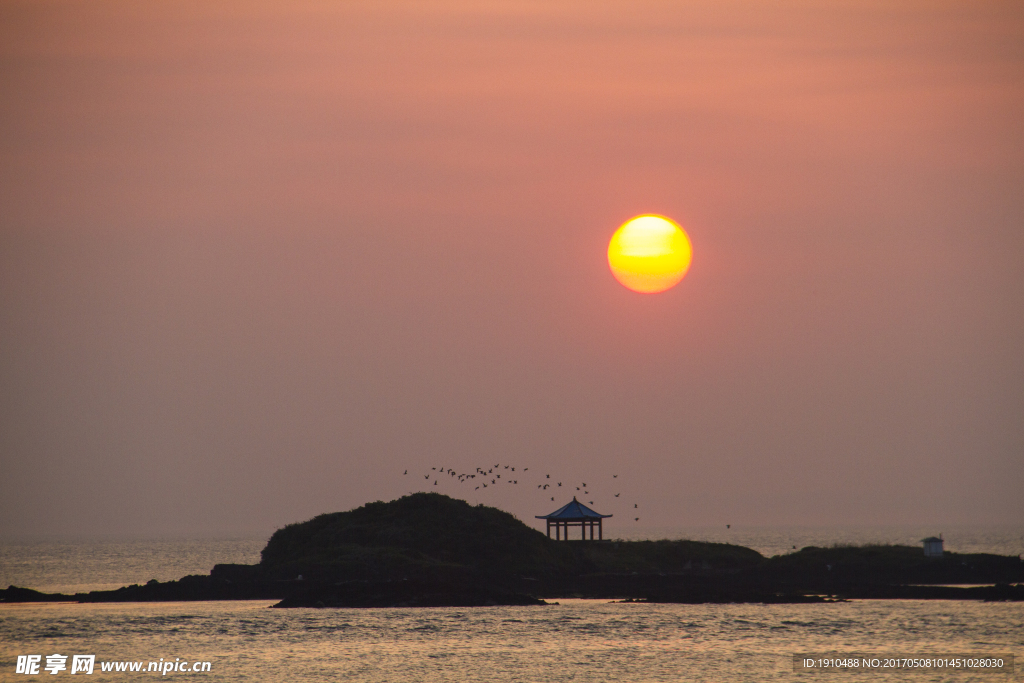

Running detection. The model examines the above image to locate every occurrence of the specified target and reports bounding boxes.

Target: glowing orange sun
[607,215,692,293]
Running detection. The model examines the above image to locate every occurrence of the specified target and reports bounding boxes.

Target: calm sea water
[1,529,1021,681]
[0,538,266,595]
[1,600,1021,682]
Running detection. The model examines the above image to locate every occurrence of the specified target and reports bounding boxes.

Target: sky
[1,0,1022,539]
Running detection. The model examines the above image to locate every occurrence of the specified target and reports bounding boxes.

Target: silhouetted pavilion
[536,497,612,541]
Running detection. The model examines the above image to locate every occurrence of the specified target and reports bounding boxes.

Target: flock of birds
[403,464,645,521]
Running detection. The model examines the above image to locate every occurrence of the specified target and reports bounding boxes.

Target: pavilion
[536,497,612,541]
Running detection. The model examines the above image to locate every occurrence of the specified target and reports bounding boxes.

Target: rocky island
[3,493,1022,606]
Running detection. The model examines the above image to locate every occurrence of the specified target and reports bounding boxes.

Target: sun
[607,215,692,293]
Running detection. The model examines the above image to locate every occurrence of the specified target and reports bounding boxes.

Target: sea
[1,526,1022,682]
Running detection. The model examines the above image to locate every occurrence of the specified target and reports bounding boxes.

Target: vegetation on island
[259,492,762,584]
[2,493,1021,606]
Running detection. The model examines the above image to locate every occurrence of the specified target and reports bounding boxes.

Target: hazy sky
[1,0,1021,538]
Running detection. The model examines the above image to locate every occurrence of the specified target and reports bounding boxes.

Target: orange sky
[1,0,1021,536]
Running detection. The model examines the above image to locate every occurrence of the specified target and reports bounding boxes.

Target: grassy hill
[260,493,572,582]
[259,493,763,585]
[762,543,1023,586]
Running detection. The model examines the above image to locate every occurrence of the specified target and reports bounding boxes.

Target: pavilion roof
[535,497,612,520]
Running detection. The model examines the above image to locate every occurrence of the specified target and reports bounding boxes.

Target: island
[3,493,1022,606]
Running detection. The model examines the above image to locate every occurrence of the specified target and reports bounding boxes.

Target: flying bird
[634,504,638,508]
[635,517,640,522]
[614,494,620,497]
[726,525,730,529]
[613,475,618,478]
[404,470,407,475]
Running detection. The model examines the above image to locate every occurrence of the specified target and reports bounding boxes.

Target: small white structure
[922,536,944,557]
